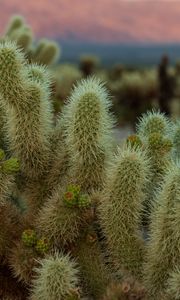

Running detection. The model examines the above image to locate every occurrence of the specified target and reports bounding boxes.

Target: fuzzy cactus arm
[166,269,180,300]
[0,41,29,109]
[75,230,111,299]
[11,27,33,52]
[144,163,180,299]
[0,200,22,259]
[43,115,72,198]
[63,77,114,193]
[8,241,40,284]
[36,187,84,247]
[30,252,79,300]
[32,39,60,66]
[0,41,53,178]
[0,96,7,149]
[172,120,180,160]
[6,80,52,178]
[27,63,52,86]
[136,110,170,138]
[136,111,172,180]
[5,15,25,37]
[99,147,150,278]
[136,111,173,225]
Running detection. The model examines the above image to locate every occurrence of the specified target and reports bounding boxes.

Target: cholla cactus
[1,16,180,300]
[172,120,180,160]
[144,163,180,299]
[137,110,170,137]
[8,241,39,284]
[36,187,84,246]
[80,54,100,77]
[30,252,79,300]
[136,111,172,225]
[3,15,61,66]
[63,77,114,193]
[75,228,110,298]
[103,278,146,300]
[0,42,53,180]
[166,269,180,300]
[5,15,25,37]
[99,147,150,278]
[32,38,60,66]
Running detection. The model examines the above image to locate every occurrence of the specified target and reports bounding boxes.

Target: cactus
[1,15,180,300]
[74,228,110,298]
[144,163,180,299]
[5,15,25,37]
[99,147,150,279]
[136,111,172,226]
[9,26,33,51]
[8,241,39,284]
[172,120,180,160]
[0,41,53,179]
[137,110,170,137]
[3,15,61,67]
[36,187,84,246]
[63,77,114,193]
[0,201,22,258]
[80,54,100,77]
[166,269,180,300]
[30,252,79,300]
[33,39,60,66]
[102,278,146,300]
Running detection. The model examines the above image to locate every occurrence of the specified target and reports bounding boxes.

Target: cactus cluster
[2,15,60,66]
[0,16,180,300]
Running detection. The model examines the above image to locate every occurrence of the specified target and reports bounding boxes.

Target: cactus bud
[78,194,91,208]
[22,229,37,247]
[2,158,20,174]
[63,184,81,208]
[35,237,49,255]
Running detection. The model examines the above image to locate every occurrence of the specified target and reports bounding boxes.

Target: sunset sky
[1,0,180,44]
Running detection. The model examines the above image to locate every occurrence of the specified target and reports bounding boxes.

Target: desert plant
[144,163,180,299]
[1,17,180,300]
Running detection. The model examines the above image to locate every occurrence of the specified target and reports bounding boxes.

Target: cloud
[0,0,180,43]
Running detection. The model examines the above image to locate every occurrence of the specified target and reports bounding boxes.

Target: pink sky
[1,0,180,43]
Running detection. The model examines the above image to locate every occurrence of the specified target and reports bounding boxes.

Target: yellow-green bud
[2,158,20,174]
[63,184,81,208]
[22,229,37,247]
[35,238,49,255]
[78,194,91,208]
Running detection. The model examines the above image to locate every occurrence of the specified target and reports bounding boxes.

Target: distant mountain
[1,0,180,44]
[59,40,180,66]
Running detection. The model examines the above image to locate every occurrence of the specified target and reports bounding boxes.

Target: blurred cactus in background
[3,15,61,66]
[158,55,175,116]
[0,15,180,300]
[80,54,100,77]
